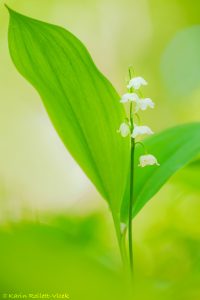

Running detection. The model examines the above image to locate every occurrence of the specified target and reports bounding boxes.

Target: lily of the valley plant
[118,69,159,275]
[6,5,200,286]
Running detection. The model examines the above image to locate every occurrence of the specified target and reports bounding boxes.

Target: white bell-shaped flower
[131,125,153,138]
[120,93,139,103]
[127,77,147,90]
[138,154,160,167]
[117,122,130,137]
[135,98,155,112]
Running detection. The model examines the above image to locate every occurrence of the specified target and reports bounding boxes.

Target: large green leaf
[121,123,200,222]
[6,7,129,218]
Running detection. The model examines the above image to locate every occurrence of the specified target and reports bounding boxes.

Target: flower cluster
[118,75,159,167]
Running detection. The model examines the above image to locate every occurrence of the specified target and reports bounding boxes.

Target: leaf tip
[4,3,12,13]
[5,4,20,17]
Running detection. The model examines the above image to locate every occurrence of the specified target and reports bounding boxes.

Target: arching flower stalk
[118,67,160,278]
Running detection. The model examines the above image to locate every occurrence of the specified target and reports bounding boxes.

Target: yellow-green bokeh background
[1,0,200,299]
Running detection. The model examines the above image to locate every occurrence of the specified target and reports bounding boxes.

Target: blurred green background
[1,0,200,299]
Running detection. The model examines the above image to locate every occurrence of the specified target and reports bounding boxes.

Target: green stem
[129,137,135,277]
[127,67,135,278]
[128,96,135,277]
